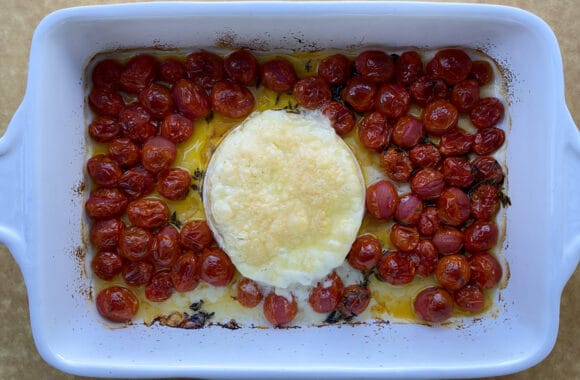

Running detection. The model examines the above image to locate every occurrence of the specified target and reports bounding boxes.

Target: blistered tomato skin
[410,76,449,107]
[117,165,156,200]
[439,130,474,157]
[395,51,423,86]
[119,226,154,261]
[341,77,376,113]
[390,224,420,253]
[89,87,124,117]
[236,277,264,308]
[318,54,352,85]
[88,117,120,143]
[211,81,256,119]
[122,260,154,286]
[320,101,356,136]
[376,83,411,119]
[293,77,332,109]
[358,111,389,152]
[464,220,499,252]
[200,248,235,287]
[90,218,124,251]
[470,252,503,289]
[159,58,185,84]
[437,187,471,226]
[377,250,416,285]
[413,287,454,323]
[118,103,156,143]
[127,198,170,229]
[355,50,395,83]
[409,144,441,169]
[86,154,122,188]
[470,97,504,129]
[411,240,438,277]
[224,49,259,86]
[139,83,174,119]
[145,270,175,302]
[469,60,493,86]
[119,54,158,94]
[260,58,298,93]
[472,156,504,185]
[154,225,181,268]
[347,235,382,271]
[365,180,399,220]
[184,51,225,89]
[337,285,371,317]
[450,80,480,113]
[180,220,214,252]
[141,136,177,174]
[92,59,123,89]
[410,168,445,200]
[160,113,194,144]
[470,183,501,220]
[86,188,128,220]
[108,138,141,168]
[454,284,485,312]
[442,157,474,188]
[263,292,298,326]
[392,116,424,149]
[172,79,211,120]
[426,49,472,86]
[435,254,471,291]
[91,251,124,281]
[432,227,464,256]
[96,286,139,323]
[171,252,200,292]
[380,147,413,183]
[395,194,423,226]
[308,272,344,313]
[417,207,440,237]
[473,127,505,156]
[157,168,191,201]
[422,100,459,137]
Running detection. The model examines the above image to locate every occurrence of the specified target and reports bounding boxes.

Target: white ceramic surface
[0,2,578,378]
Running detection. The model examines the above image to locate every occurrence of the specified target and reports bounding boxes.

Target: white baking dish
[1,1,578,378]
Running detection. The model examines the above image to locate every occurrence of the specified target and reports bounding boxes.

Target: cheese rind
[203,110,365,288]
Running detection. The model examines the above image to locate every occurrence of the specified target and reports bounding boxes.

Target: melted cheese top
[203,110,365,288]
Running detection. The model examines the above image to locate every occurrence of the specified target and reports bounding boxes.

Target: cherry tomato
[471,156,504,185]
[308,272,344,313]
[473,127,505,156]
[92,59,123,89]
[409,76,448,107]
[410,240,438,277]
[157,168,191,200]
[469,60,493,86]
[119,226,154,261]
[172,79,211,120]
[377,251,416,285]
[160,113,194,144]
[454,284,484,312]
[395,51,423,86]
[464,220,499,252]
[90,218,124,251]
[390,224,420,253]
[318,54,352,85]
[171,252,200,292]
[442,157,474,188]
[341,77,376,113]
[260,58,298,93]
[184,51,225,90]
[365,180,399,220]
[88,116,120,143]
[470,97,504,129]
[85,188,128,220]
[122,260,154,286]
[138,83,174,119]
[293,77,332,109]
[432,227,464,256]
[87,154,122,188]
[159,58,185,84]
[108,138,141,168]
[89,87,124,117]
[450,80,480,112]
[337,284,371,317]
[355,50,394,83]
[127,198,170,229]
[410,168,445,200]
[470,252,503,289]
[200,248,235,286]
[422,100,458,137]
[263,292,298,326]
[470,183,501,220]
[119,54,158,94]
[437,187,471,226]
[141,136,177,173]
[236,277,263,308]
[154,225,181,268]
[224,48,259,86]
[376,83,411,118]
[320,101,356,136]
[409,143,441,169]
[380,147,413,183]
[118,103,156,143]
[180,220,214,251]
[395,194,423,226]
[426,49,472,85]
[358,112,390,152]
[392,116,424,149]
[117,165,156,200]
[96,286,139,323]
[145,270,174,302]
[438,129,474,157]
[347,234,382,271]
[91,251,124,280]
[210,81,255,119]
[413,287,454,323]
[417,207,440,237]
[435,254,471,290]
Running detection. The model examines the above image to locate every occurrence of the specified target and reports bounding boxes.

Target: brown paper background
[0,0,578,379]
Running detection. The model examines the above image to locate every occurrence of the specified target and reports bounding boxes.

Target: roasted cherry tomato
[341,77,376,113]
[432,227,464,256]
[141,136,177,173]
[417,206,440,237]
[318,53,352,85]
[117,165,156,200]
[263,292,298,326]
[435,254,471,291]
[180,220,214,252]
[200,248,235,287]
[145,270,175,302]
[470,97,504,129]
[89,87,124,117]
[438,129,474,157]
[90,218,124,251]
[85,188,128,220]
[293,77,332,109]
[377,250,416,285]
[355,50,394,83]
[236,277,264,308]
[347,234,382,271]
[260,58,298,93]
[426,49,472,85]
[96,286,139,323]
[389,224,420,253]
[422,100,458,137]
[470,183,501,220]
[409,143,441,169]
[172,79,211,120]
[473,127,505,156]
[154,225,181,268]
[122,260,154,286]
[395,51,423,86]
[308,272,344,313]
[138,83,174,119]
[376,83,411,119]
[450,80,480,112]
[365,180,399,220]
[442,157,474,188]
[157,168,191,200]
[409,76,448,107]
[87,154,122,188]
[184,50,225,89]
[413,287,454,323]
[358,111,389,152]
[127,198,170,229]
[464,220,499,252]
[119,226,154,261]
[108,138,141,168]
[392,115,424,149]
[471,156,504,185]
[159,58,185,84]
[437,187,471,226]
[454,284,484,312]
[92,59,123,89]
[395,193,423,226]
[88,116,120,143]
[469,60,493,86]
[337,284,371,318]
[171,252,200,292]
[470,252,503,289]
[410,168,445,200]
[224,48,259,86]
[320,101,356,136]
[410,240,438,277]
[210,81,255,118]
[119,54,158,94]
[91,251,124,281]
[118,103,156,143]
[160,113,194,144]
[380,147,413,183]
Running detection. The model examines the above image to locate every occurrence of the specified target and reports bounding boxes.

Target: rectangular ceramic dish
[1,2,579,378]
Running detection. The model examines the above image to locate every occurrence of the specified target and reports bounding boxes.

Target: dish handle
[0,101,29,277]
[560,107,580,291]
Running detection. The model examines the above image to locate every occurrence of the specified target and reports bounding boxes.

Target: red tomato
[180,220,214,251]
[422,100,458,137]
[464,220,499,252]
[293,77,332,109]
[469,60,493,86]
[347,235,382,271]
[365,180,399,220]
[454,284,484,312]
[90,218,124,251]
[119,54,158,94]
[127,198,170,229]
[184,51,225,90]
[108,138,141,168]
[392,116,424,149]
[470,252,503,289]
[117,165,156,200]
[172,79,211,120]
[470,183,501,220]
[91,251,124,281]
[141,136,177,174]
[154,225,181,268]
[380,147,413,183]
[118,103,156,143]
[426,49,472,85]
[435,254,471,291]
[210,81,255,119]
[417,206,440,237]
[471,156,504,185]
[318,54,352,85]
[439,129,474,157]
[470,97,504,129]
[260,58,298,93]
[376,250,416,285]
[92,59,123,89]
[410,240,438,277]
[341,77,376,113]
[145,270,175,302]
[263,292,298,326]
[395,51,423,86]
[450,80,480,112]
[171,252,200,292]
[390,224,420,253]
[394,194,423,226]
[442,157,474,188]
[308,272,344,313]
[437,187,471,226]
[320,101,356,136]
[89,87,124,117]
[88,116,120,143]
[96,286,139,323]
[409,144,441,169]
[157,168,192,201]
[119,226,154,261]
[159,58,185,84]
[410,168,445,200]
[160,113,194,144]
[236,277,263,308]
[355,50,394,83]
[473,127,505,156]
[224,49,259,86]
[86,154,122,188]
[200,248,235,286]
[358,112,389,152]
[337,284,371,317]
[413,287,454,323]
[85,188,128,220]
[122,260,154,286]
[138,83,174,119]
[410,76,448,107]
[432,227,464,256]
[376,83,411,118]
